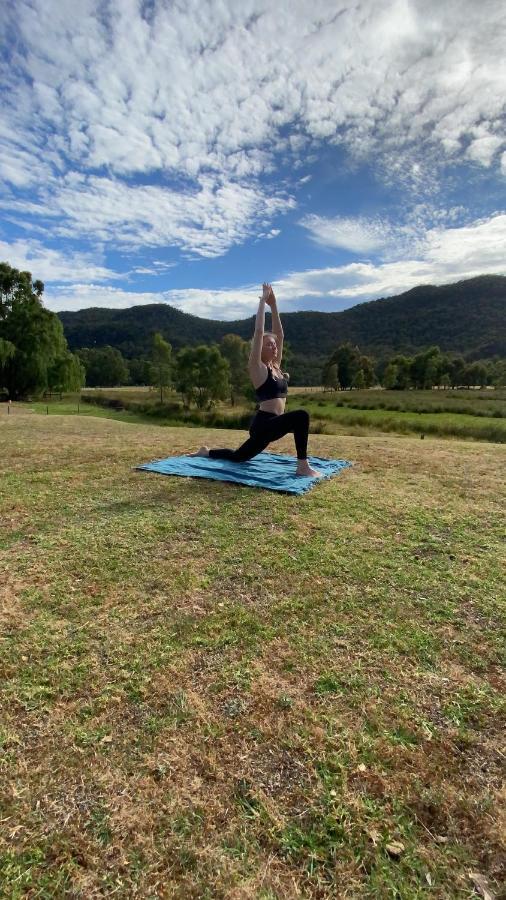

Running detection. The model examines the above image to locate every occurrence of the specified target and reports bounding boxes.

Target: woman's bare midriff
[258,398,286,415]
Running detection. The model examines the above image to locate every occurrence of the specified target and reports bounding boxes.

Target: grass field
[28,386,506,444]
[1,410,505,898]
[298,402,506,444]
[296,390,506,444]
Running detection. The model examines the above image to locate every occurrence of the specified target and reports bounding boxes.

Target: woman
[191,283,321,477]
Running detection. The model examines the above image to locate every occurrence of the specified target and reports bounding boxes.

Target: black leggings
[209,409,310,462]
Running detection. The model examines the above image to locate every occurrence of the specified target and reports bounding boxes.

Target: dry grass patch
[1,412,505,898]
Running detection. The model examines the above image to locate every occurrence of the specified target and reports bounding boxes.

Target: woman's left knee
[295,408,310,426]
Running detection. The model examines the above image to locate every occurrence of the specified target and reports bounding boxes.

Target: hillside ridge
[59,275,506,376]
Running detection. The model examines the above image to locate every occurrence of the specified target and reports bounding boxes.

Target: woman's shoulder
[248,359,269,389]
[248,359,268,375]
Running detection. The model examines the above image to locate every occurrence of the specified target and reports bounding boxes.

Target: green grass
[320,387,506,417]
[31,397,150,425]
[294,392,506,442]
[1,410,505,897]
[19,385,506,442]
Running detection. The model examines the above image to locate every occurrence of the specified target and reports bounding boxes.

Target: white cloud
[0,175,295,258]
[298,205,492,264]
[45,282,259,319]
[423,214,506,274]
[256,228,281,241]
[280,213,506,306]
[46,284,169,313]
[466,132,503,167]
[131,265,176,275]
[300,214,396,254]
[152,260,176,270]
[0,239,121,283]
[44,214,506,317]
[1,0,505,253]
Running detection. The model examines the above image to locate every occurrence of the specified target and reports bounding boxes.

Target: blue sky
[1,0,505,320]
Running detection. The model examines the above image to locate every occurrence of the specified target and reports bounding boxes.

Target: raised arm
[248,283,269,368]
[267,285,284,363]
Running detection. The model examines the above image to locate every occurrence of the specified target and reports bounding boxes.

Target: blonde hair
[249,331,277,346]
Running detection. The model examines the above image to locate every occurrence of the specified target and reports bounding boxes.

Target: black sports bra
[255,366,289,402]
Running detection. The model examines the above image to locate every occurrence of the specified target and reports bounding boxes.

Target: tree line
[0,263,254,407]
[73,336,506,400]
[322,343,506,390]
[2,262,505,404]
[0,264,256,407]
[75,333,261,409]
[58,274,506,370]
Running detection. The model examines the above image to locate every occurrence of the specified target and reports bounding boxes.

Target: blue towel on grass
[136,452,351,495]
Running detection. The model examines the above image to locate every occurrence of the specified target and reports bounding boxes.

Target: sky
[1,0,505,321]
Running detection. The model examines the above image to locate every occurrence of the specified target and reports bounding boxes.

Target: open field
[79,386,506,416]
[297,402,506,444]
[25,386,506,443]
[80,385,325,399]
[1,411,505,898]
[313,389,506,417]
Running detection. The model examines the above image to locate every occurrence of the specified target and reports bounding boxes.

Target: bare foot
[189,446,210,457]
[296,460,322,477]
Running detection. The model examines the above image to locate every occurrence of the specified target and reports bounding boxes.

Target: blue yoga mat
[136,452,351,495]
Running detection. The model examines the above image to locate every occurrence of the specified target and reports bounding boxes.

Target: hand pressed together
[260,282,276,307]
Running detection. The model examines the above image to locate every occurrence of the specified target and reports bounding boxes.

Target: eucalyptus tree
[175,344,230,409]
[0,262,82,399]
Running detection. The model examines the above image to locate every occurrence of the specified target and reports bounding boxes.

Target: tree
[449,356,466,388]
[48,352,85,397]
[326,343,361,390]
[220,334,250,406]
[0,338,15,367]
[127,357,152,386]
[151,332,172,402]
[0,262,81,399]
[382,362,399,390]
[434,354,452,388]
[491,359,506,387]
[390,355,412,390]
[423,356,439,389]
[410,346,441,389]
[77,346,129,387]
[175,345,230,409]
[352,368,366,390]
[462,362,487,388]
[278,338,293,374]
[322,362,339,391]
[359,354,375,388]
[0,338,15,398]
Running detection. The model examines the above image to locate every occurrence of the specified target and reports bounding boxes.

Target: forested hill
[59,275,506,367]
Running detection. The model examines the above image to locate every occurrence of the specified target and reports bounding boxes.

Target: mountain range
[59,275,506,384]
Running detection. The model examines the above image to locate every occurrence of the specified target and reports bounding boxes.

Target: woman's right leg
[261,409,310,459]
[208,412,276,462]
[209,410,311,462]
[247,409,321,476]
[197,409,320,475]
